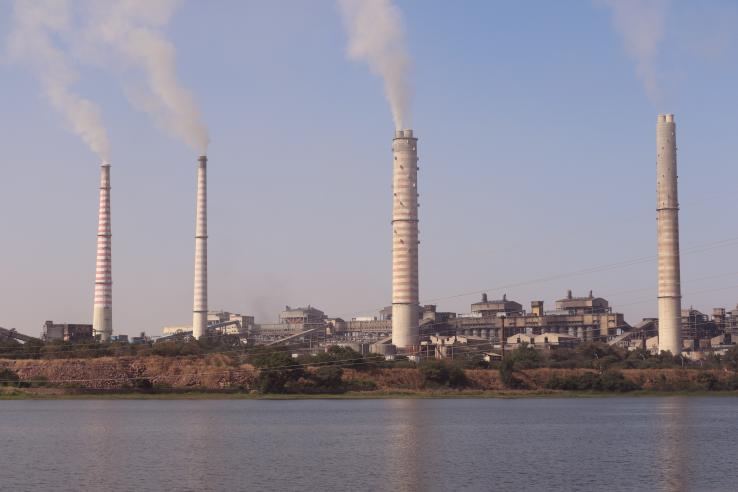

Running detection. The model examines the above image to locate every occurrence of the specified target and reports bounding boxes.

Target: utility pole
[500,315,506,360]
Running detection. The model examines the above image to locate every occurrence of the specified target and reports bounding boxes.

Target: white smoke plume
[338,0,412,130]
[599,0,669,104]
[85,0,209,153]
[8,0,110,162]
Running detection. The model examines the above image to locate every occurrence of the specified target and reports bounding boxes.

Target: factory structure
[10,112,737,361]
[162,310,254,337]
[171,293,738,359]
[452,291,627,342]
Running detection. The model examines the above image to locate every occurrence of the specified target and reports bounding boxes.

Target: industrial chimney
[92,163,112,342]
[192,155,208,339]
[391,129,419,349]
[656,114,682,354]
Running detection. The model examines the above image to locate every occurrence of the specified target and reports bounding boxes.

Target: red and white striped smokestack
[93,163,112,342]
[192,155,208,339]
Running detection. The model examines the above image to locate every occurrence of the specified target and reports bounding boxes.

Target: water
[1,397,737,491]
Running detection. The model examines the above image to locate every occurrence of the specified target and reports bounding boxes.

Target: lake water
[1,397,737,491]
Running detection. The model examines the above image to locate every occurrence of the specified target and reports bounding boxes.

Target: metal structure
[92,163,113,342]
[192,155,208,339]
[0,326,36,343]
[391,129,420,349]
[656,114,682,354]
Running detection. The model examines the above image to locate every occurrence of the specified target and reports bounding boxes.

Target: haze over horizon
[1,0,738,337]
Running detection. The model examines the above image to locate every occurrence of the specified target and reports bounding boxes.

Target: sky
[0,0,737,337]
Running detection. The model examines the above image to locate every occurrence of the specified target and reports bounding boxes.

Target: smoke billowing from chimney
[8,0,111,161]
[599,0,668,105]
[86,0,209,153]
[338,0,412,130]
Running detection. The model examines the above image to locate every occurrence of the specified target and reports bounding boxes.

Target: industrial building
[507,332,580,350]
[453,291,627,342]
[329,305,455,342]
[162,310,254,337]
[713,305,738,337]
[279,305,326,328]
[43,321,93,342]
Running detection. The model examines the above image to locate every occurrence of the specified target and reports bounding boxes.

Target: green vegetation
[0,367,21,386]
[5,337,738,397]
[545,371,641,392]
[418,360,468,389]
[247,346,387,394]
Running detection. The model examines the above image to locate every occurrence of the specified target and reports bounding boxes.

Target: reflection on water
[2,397,738,492]
[658,397,689,492]
[386,399,425,492]
[81,401,117,486]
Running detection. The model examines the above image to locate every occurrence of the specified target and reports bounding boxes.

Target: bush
[545,371,640,392]
[0,368,21,386]
[133,377,154,391]
[249,349,305,394]
[722,375,738,390]
[311,366,344,393]
[447,365,468,388]
[30,375,50,388]
[418,360,468,389]
[499,357,526,389]
[696,372,722,391]
[419,360,449,387]
[347,379,377,392]
[508,344,541,369]
[151,341,182,357]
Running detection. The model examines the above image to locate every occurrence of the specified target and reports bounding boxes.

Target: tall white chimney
[391,129,419,349]
[656,114,682,354]
[92,163,112,342]
[192,155,208,339]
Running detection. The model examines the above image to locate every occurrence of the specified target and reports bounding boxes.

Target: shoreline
[3,388,738,400]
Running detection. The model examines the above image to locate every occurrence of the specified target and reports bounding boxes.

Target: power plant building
[162,310,254,337]
[454,291,627,342]
[43,320,93,343]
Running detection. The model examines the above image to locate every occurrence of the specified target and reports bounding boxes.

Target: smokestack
[656,114,682,354]
[391,129,419,349]
[192,155,208,339]
[93,163,112,342]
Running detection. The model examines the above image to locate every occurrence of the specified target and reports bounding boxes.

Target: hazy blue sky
[1,1,737,337]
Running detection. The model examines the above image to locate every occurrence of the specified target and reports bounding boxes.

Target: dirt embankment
[347,367,734,392]
[2,357,736,394]
[0,355,258,390]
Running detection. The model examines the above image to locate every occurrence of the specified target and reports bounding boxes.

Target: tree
[312,366,344,392]
[419,360,468,389]
[499,357,525,389]
[0,368,21,386]
[249,349,305,394]
[419,360,450,387]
